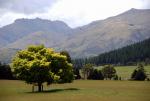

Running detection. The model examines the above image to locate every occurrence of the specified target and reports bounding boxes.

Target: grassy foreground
[0,80,150,101]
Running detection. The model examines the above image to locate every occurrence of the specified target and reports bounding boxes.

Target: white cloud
[47,0,148,27]
[0,12,24,27]
[141,0,150,8]
[0,0,58,14]
[0,0,149,28]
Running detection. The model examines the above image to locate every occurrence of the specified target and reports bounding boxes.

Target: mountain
[0,8,150,63]
[59,8,150,57]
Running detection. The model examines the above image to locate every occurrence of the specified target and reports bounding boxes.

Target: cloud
[48,0,150,27]
[0,0,58,27]
[0,0,149,28]
[141,0,150,9]
[0,0,58,14]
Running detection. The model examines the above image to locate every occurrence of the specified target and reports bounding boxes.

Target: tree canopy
[12,45,74,92]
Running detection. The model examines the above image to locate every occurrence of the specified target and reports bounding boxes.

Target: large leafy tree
[12,45,74,92]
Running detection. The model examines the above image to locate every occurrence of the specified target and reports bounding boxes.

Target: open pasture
[0,80,150,101]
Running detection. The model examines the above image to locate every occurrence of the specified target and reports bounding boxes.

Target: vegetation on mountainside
[73,38,150,68]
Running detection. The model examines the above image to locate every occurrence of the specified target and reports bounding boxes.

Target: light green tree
[12,45,74,92]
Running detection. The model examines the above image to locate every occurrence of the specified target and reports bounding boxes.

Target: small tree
[131,64,147,81]
[101,65,116,80]
[12,45,74,92]
[82,63,94,79]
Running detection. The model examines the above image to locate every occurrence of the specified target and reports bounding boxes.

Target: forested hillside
[73,38,150,68]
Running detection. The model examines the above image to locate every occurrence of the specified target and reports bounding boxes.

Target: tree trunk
[38,83,42,92]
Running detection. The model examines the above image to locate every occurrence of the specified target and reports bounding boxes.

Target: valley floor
[0,80,150,101]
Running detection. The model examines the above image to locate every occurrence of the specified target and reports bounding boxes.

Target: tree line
[73,63,148,81]
[1,61,147,81]
[72,38,150,68]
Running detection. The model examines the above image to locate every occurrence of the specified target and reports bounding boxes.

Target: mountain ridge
[0,17,72,48]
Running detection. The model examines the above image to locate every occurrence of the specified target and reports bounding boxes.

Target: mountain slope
[4,31,69,49]
[59,8,150,57]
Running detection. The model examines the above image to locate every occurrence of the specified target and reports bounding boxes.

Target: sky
[0,0,150,28]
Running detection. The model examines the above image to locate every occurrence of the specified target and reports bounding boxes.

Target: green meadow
[0,66,150,101]
[0,80,150,101]
[96,65,150,79]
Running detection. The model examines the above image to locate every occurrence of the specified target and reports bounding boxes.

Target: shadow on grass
[26,88,80,93]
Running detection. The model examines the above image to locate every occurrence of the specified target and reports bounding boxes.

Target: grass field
[96,65,150,79]
[0,80,150,101]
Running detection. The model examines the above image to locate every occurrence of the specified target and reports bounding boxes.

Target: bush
[0,63,14,79]
[87,69,104,80]
[131,64,147,81]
